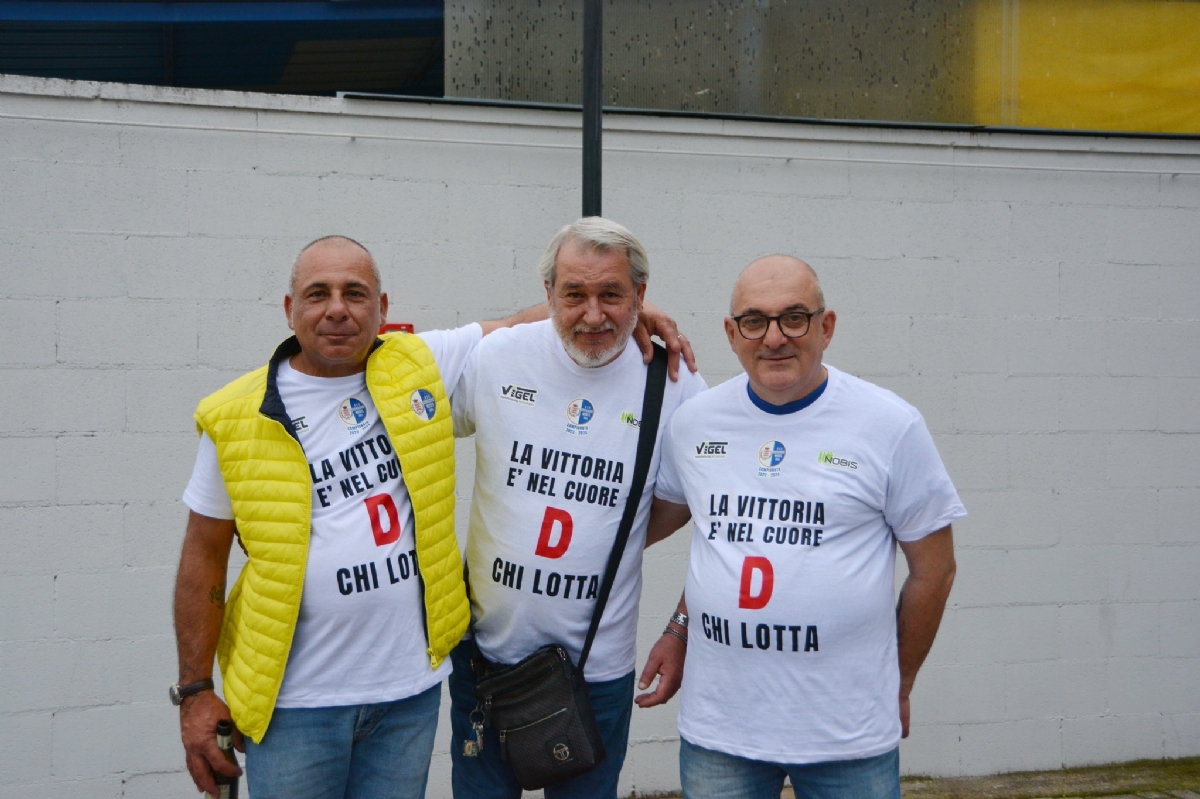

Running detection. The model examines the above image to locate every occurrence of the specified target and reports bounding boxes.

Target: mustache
[572,321,618,334]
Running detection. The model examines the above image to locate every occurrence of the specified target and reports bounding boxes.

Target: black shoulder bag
[468,344,669,791]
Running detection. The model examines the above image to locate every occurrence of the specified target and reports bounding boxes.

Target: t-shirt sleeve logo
[410,389,437,421]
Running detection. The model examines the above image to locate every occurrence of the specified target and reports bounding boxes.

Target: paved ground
[652,756,1200,799]
[828,757,1199,799]
[897,757,1200,799]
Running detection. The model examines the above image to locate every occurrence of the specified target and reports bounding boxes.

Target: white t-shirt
[453,320,706,681]
[183,325,482,708]
[655,366,966,763]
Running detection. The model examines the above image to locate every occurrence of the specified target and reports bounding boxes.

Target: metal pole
[582,0,602,217]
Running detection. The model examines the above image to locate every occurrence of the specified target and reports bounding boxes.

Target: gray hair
[538,217,649,287]
[290,235,381,295]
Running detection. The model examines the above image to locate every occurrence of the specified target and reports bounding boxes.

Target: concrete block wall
[0,74,1196,796]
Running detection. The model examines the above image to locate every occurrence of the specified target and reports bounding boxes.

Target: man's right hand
[635,631,686,708]
[180,690,243,795]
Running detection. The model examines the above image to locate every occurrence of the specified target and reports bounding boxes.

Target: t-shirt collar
[746,374,828,415]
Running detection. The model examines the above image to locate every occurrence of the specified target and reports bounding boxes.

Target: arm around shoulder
[478,303,549,336]
[645,497,692,548]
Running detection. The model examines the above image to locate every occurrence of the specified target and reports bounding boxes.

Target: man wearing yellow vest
[173,235,692,799]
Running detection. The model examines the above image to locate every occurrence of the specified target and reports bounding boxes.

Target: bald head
[290,235,381,296]
[730,255,824,316]
[724,254,835,405]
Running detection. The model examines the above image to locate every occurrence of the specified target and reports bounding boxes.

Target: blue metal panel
[0,19,443,92]
[0,1,442,24]
[0,3,444,95]
[0,24,164,83]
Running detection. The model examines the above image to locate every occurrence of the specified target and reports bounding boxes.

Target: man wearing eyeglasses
[636,255,964,799]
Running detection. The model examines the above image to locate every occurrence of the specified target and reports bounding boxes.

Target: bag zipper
[483,647,571,701]
[498,707,569,761]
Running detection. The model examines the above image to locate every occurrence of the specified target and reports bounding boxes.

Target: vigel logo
[694,441,728,459]
[500,384,537,405]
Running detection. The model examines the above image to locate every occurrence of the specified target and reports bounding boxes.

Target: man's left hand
[635,301,697,381]
[900,692,911,738]
[635,631,686,708]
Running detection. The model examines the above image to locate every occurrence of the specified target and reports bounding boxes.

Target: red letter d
[534,507,573,559]
[738,556,774,609]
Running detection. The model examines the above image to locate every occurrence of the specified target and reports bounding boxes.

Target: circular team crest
[338,397,367,425]
[566,398,594,425]
[410,388,437,421]
[758,440,787,468]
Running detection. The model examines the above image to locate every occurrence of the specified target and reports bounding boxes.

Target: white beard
[553,311,637,368]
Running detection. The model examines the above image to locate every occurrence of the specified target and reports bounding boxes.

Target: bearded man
[448,217,707,799]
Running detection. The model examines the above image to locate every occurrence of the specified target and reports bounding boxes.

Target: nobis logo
[818,450,858,470]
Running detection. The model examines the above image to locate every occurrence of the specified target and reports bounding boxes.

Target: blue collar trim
[747,376,828,415]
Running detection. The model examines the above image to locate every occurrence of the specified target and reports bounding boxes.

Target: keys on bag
[463,705,486,757]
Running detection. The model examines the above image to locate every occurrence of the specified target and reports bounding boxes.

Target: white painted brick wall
[1,74,1196,796]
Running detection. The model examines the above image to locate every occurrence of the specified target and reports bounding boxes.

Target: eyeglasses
[731,309,824,340]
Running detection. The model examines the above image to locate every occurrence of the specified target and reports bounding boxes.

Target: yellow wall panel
[975,0,1200,132]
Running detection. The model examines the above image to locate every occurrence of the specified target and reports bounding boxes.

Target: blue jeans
[680,738,901,799]
[448,642,635,799]
[243,683,441,799]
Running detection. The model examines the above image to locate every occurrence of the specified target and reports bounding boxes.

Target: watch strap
[171,677,214,705]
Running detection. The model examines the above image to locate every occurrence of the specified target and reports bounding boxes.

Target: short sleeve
[182,432,234,520]
[680,367,708,403]
[883,414,967,542]
[653,415,687,505]
[418,323,483,392]
[451,338,481,438]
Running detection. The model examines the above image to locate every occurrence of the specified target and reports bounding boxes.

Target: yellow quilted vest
[194,333,469,743]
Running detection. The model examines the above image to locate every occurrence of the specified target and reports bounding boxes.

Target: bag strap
[576,343,669,674]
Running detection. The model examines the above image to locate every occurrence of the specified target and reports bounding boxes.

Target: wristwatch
[169,678,214,706]
[669,611,689,629]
